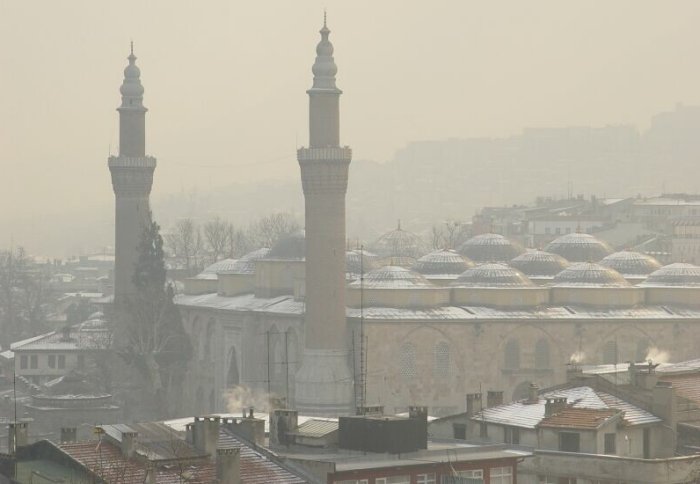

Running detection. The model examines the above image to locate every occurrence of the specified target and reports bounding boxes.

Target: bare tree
[431,220,470,250]
[165,218,203,275]
[247,212,300,248]
[226,224,251,258]
[203,217,230,263]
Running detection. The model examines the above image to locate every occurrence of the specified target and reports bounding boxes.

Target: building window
[58,355,66,369]
[504,339,520,369]
[559,432,580,452]
[48,355,56,369]
[375,476,410,484]
[535,338,550,369]
[399,343,416,378]
[433,342,450,376]
[30,355,38,369]
[453,423,466,440]
[416,474,436,484]
[604,433,616,454]
[489,466,512,484]
[457,469,484,480]
[480,422,488,438]
[20,355,28,370]
[602,341,618,365]
[504,426,520,445]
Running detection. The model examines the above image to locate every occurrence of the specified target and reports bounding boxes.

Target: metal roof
[349,265,435,289]
[412,249,474,276]
[457,233,525,263]
[474,386,661,429]
[510,250,570,277]
[287,419,338,438]
[545,233,613,262]
[600,251,661,277]
[552,262,630,287]
[640,263,700,287]
[453,263,534,287]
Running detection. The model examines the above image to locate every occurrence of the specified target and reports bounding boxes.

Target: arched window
[400,343,417,378]
[504,339,520,369]
[204,318,216,361]
[433,342,451,376]
[226,346,240,388]
[603,341,618,364]
[535,339,550,369]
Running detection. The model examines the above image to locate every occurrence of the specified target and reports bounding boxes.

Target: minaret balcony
[297,146,352,163]
[108,155,157,169]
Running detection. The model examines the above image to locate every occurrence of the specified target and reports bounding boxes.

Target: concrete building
[108,44,156,303]
[293,16,354,416]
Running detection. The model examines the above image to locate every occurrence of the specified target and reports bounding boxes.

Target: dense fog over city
[2,1,700,255]
[4,3,700,483]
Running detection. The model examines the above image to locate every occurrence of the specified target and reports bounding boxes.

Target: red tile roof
[538,407,620,430]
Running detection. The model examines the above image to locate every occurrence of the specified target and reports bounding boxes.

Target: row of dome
[199,245,700,289]
[205,228,618,268]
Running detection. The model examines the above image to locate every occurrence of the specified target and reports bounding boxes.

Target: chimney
[466,393,482,417]
[269,409,298,447]
[630,361,659,390]
[121,431,137,458]
[527,383,539,404]
[566,362,584,383]
[145,463,157,484]
[232,413,265,447]
[486,391,503,408]
[193,416,221,456]
[217,448,241,484]
[652,381,676,427]
[60,427,77,443]
[544,397,568,417]
[8,421,28,453]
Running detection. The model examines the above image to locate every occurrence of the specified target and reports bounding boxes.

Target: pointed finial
[397,219,402,231]
[130,40,134,55]
[324,9,327,28]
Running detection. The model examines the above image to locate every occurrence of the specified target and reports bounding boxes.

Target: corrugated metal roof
[287,419,338,438]
[474,386,661,429]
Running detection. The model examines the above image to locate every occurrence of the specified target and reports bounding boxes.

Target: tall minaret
[294,15,354,416]
[108,44,157,303]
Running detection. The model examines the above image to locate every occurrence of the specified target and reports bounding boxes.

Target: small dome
[267,230,305,259]
[412,249,475,276]
[600,251,662,277]
[346,250,380,276]
[453,263,533,287]
[510,250,570,277]
[553,262,629,287]
[544,233,613,262]
[457,233,525,263]
[641,263,700,287]
[370,224,428,261]
[350,265,434,289]
[222,248,271,275]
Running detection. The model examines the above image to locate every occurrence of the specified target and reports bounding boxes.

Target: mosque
[108,19,700,418]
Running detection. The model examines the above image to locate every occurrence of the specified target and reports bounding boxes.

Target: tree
[0,248,52,349]
[247,213,300,248]
[120,219,192,418]
[165,218,203,276]
[203,217,230,263]
[431,220,470,250]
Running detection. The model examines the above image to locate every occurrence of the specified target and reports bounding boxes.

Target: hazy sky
[1,1,699,246]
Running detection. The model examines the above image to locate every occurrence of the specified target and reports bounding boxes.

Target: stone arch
[636,338,650,362]
[504,339,520,369]
[535,338,550,369]
[491,323,567,372]
[226,346,240,388]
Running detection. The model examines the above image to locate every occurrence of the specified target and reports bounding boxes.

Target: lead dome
[544,233,613,262]
[641,263,700,287]
[350,265,435,289]
[510,250,570,277]
[412,249,474,276]
[600,251,662,277]
[369,224,428,262]
[346,249,380,277]
[453,263,533,287]
[553,262,629,287]
[457,233,525,263]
